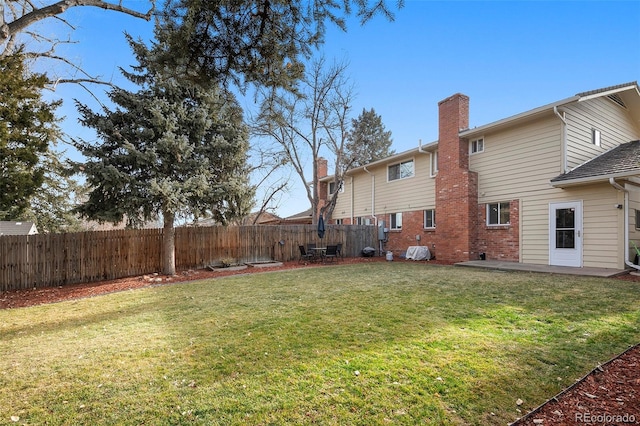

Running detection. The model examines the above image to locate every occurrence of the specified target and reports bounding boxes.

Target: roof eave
[550,170,640,188]
[460,95,580,138]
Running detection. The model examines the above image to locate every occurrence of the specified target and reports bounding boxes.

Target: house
[0,221,38,236]
[323,82,640,270]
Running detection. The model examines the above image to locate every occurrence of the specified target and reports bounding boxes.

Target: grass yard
[1,263,639,425]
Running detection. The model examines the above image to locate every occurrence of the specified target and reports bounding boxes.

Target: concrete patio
[455,260,630,278]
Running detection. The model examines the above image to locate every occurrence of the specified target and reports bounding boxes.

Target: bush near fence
[0,225,377,292]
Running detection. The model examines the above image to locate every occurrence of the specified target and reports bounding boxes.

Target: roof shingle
[551,140,640,184]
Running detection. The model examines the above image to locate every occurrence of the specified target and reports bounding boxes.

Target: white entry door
[549,201,583,267]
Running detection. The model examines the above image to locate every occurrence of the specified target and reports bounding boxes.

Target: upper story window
[430,151,438,177]
[592,129,601,147]
[487,202,510,226]
[470,138,484,154]
[388,159,414,181]
[390,212,402,230]
[424,209,436,229]
[328,180,344,196]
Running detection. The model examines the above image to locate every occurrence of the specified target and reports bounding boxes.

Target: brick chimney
[435,94,478,263]
[317,157,329,217]
[317,157,328,178]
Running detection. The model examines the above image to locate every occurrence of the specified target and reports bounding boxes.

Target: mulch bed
[1,258,639,424]
[512,344,640,425]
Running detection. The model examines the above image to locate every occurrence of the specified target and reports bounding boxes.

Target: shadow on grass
[1,263,639,425]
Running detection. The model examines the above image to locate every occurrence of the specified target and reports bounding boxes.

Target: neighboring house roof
[551,140,640,187]
[0,221,38,236]
[281,207,313,224]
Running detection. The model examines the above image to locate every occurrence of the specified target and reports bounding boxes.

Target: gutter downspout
[609,177,640,271]
[363,166,376,225]
[418,139,437,177]
[350,176,354,224]
[554,106,568,173]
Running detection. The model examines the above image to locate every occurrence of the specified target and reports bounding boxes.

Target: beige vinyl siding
[581,185,624,268]
[376,154,434,215]
[565,97,640,170]
[331,176,352,218]
[470,115,562,201]
[331,172,373,219]
[470,114,625,269]
[629,184,640,263]
[332,153,436,221]
[518,184,622,268]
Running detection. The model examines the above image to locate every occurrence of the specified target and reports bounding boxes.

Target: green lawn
[0,263,639,425]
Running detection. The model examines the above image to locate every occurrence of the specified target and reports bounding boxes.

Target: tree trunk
[162,210,176,275]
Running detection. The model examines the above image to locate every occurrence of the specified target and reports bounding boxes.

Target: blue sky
[47,1,640,218]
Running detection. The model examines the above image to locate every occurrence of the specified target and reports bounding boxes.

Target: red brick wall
[475,199,520,261]
[434,93,478,263]
[434,170,479,263]
[383,210,436,257]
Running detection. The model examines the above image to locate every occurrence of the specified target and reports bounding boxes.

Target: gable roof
[461,81,640,139]
[0,221,38,236]
[320,82,640,180]
[550,140,640,187]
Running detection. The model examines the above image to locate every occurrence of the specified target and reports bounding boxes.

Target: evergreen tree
[0,52,61,220]
[22,149,86,233]
[158,0,400,91]
[74,35,254,274]
[345,108,394,167]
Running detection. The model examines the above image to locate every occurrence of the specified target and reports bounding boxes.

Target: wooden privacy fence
[0,225,377,292]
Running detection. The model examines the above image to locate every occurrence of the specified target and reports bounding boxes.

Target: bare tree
[1,0,154,85]
[253,57,354,224]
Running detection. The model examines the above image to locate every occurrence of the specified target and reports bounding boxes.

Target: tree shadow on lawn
[147,267,640,424]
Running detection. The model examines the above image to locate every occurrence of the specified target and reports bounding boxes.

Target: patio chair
[323,245,338,263]
[336,243,343,260]
[298,245,315,263]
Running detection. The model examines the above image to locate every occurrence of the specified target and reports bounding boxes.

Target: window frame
[328,180,344,197]
[388,159,415,182]
[592,128,601,147]
[390,212,402,230]
[357,217,373,226]
[423,209,436,229]
[636,209,640,230]
[486,202,511,226]
[470,138,484,154]
[430,151,438,178]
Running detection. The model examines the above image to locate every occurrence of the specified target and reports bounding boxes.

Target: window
[357,217,373,225]
[335,218,343,225]
[390,212,402,230]
[592,129,601,146]
[388,159,414,181]
[430,151,438,177]
[487,202,510,226]
[636,210,640,230]
[424,209,436,228]
[470,138,484,154]
[328,180,344,196]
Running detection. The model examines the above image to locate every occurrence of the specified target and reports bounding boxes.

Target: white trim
[486,202,510,226]
[469,137,484,154]
[549,201,583,267]
[387,158,415,182]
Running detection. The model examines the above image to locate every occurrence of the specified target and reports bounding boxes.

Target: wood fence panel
[0,225,377,292]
